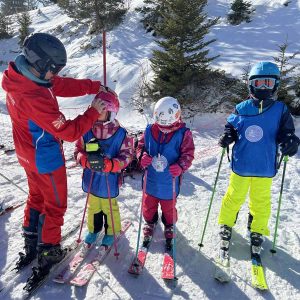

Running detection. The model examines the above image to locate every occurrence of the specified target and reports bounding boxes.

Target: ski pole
[133,169,148,262]
[270,155,289,254]
[172,177,178,281]
[105,173,119,258]
[0,172,27,195]
[103,31,107,86]
[199,147,226,248]
[77,171,94,243]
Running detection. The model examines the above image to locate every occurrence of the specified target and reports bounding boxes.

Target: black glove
[86,139,104,171]
[280,133,300,157]
[218,125,237,148]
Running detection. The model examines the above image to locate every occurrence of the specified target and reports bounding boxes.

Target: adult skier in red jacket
[1,32,114,279]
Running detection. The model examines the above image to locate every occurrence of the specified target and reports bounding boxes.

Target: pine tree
[0,13,12,39]
[150,0,219,97]
[57,0,127,33]
[17,11,31,46]
[136,0,165,35]
[227,0,255,25]
[273,39,300,113]
[0,0,27,15]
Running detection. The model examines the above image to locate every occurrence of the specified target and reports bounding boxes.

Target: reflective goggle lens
[250,78,276,89]
[50,64,65,75]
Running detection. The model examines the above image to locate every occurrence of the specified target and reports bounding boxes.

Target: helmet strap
[39,70,47,80]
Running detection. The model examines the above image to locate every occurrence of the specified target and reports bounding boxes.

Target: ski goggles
[49,64,65,75]
[249,78,277,89]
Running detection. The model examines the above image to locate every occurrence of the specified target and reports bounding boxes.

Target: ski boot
[250,232,264,265]
[81,232,99,255]
[101,234,114,246]
[219,225,232,260]
[214,225,232,282]
[14,233,38,271]
[164,225,174,252]
[37,244,66,276]
[142,222,156,247]
[24,244,66,292]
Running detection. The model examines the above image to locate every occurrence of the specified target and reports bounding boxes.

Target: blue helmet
[248,61,280,80]
[248,61,280,100]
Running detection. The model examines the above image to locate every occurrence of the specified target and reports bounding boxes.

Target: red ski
[128,224,157,276]
[161,253,175,280]
[128,246,149,275]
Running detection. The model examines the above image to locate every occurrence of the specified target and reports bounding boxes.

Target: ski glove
[218,125,237,148]
[77,152,90,169]
[102,158,124,173]
[169,163,183,177]
[140,153,153,169]
[280,133,300,157]
[86,139,104,171]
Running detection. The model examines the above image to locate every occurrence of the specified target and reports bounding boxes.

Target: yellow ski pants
[87,194,121,235]
[218,172,272,236]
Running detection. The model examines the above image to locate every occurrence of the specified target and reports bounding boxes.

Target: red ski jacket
[1,62,101,174]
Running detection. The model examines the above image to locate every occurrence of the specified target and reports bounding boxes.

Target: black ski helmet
[23,33,67,79]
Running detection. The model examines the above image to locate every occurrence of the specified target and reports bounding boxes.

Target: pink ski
[53,245,92,284]
[70,221,131,287]
[161,253,175,280]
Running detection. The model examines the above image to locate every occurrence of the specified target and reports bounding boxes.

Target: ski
[0,201,26,216]
[214,249,231,283]
[161,253,174,280]
[250,233,268,290]
[0,147,15,155]
[70,220,132,287]
[22,240,81,299]
[53,231,105,284]
[251,254,268,290]
[128,224,156,276]
[0,222,81,297]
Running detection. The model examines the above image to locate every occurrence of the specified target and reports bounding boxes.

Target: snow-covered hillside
[0,1,299,299]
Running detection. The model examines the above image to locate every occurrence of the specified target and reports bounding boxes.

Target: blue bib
[82,127,126,198]
[228,101,284,177]
[144,125,187,200]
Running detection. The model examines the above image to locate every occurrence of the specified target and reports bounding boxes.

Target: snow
[0,1,300,299]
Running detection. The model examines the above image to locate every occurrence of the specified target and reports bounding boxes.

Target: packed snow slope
[0,1,299,299]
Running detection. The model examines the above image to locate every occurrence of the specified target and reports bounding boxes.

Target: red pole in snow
[103,31,107,86]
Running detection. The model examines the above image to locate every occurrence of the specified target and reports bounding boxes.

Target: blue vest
[228,101,284,177]
[144,125,187,200]
[82,127,126,198]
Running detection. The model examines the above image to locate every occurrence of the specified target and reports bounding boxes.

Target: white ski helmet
[153,96,181,126]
